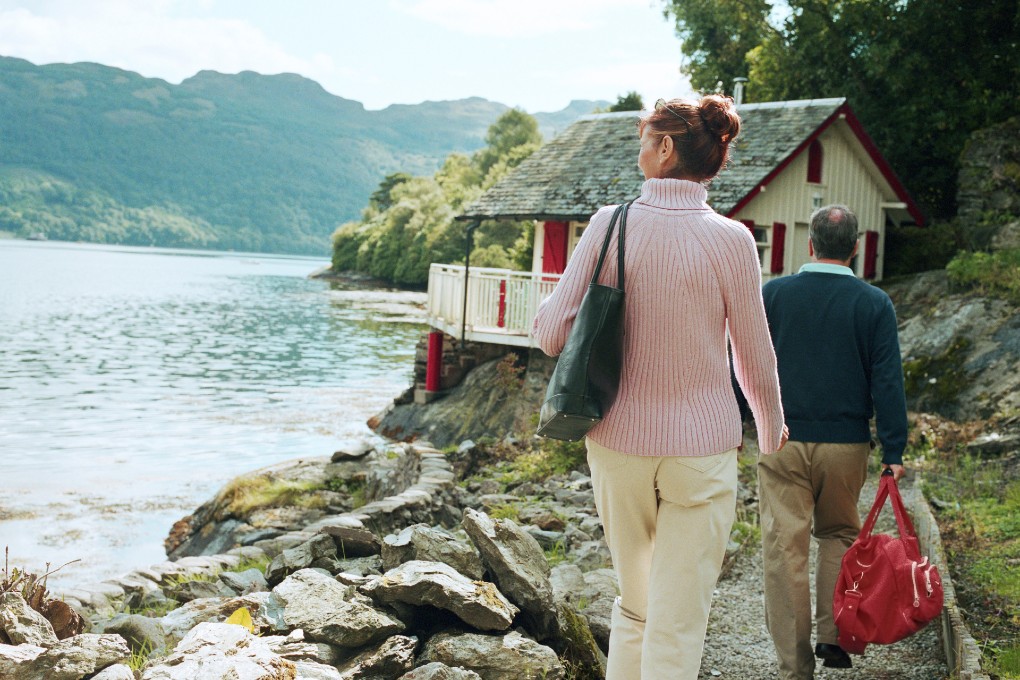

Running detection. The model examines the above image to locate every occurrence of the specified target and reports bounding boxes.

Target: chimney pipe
[733,77,748,106]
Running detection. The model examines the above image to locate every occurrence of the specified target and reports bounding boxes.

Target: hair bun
[698,94,741,144]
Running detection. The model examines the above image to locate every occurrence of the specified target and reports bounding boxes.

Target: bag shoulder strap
[591,202,628,290]
[857,471,922,559]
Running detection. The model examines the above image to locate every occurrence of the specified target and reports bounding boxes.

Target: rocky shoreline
[2,433,957,679]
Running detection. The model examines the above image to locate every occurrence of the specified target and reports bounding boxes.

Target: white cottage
[419,98,922,397]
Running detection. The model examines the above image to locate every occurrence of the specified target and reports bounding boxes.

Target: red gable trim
[726,103,925,226]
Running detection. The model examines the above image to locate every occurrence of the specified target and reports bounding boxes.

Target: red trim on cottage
[807,140,823,183]
[542,221,568,274]
[863,230,879,279]
[726,103,925,226]
[770,222,786,274]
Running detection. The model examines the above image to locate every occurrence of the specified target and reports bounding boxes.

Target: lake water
[0,240,426,589]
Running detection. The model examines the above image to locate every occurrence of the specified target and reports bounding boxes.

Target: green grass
[915,434,1020,677]
[946,247,1020,303]
[218,477,327,517]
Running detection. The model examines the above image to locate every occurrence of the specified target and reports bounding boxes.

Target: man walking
[758,204,908,679]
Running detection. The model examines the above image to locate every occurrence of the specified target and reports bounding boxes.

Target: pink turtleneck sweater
[533,178,785,456]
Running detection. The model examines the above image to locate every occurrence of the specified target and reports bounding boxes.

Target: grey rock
[295,659,344,679]
[272,568,404,648]
[331,439,375,461]
[363,560,518,631]
[320,525,383,558]
[336,634,417,679]
[101,613,168,657]
[167,577,234,603]
[8,633,130,680]
[549,564,585,606]
[263,629,343,666]
[398,662,483,679]
[266,533,338,584]
[219,567,270,595]
[90,664,136,680]
[0,642,45,677]
[140,622,295,680]
[156,592,288,646]
[419,630,564,680]
[336,554,384,577]
[382,524,485,579]
[0,592,58,647]
[461,508,558,639]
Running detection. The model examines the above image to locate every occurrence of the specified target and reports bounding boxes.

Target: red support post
[425,330,443,392]
[497,280,507,328]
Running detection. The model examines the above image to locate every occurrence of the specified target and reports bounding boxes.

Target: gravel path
[699,475,950,679]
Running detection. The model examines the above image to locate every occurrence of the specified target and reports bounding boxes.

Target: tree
[610,91,645,111]
[330,108,543,285]
[663,0,1020,219]
[474,109,543,178]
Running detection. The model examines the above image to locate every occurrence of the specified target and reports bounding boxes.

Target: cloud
[394,0,655,38]
[0,1,329,83]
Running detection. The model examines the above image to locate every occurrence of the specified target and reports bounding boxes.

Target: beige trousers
[587,439,738,680]
[758,441,870,680]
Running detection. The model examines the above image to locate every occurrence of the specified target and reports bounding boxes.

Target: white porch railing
[426,264,561,347]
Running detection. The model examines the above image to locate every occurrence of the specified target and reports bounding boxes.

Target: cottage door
[542,221,569,274]
[791,222,812,273]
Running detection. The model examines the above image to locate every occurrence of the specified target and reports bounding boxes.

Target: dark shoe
[815,643,853,669]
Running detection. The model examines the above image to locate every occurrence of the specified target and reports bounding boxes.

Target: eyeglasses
[654,98,692,131]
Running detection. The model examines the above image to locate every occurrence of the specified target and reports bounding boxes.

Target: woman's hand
[777,424,789,451]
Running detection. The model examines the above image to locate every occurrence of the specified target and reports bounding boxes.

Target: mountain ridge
[0,55,607,255]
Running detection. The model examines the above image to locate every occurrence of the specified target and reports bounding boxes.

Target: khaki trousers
[758,441,870,680]
[587,440,738,680]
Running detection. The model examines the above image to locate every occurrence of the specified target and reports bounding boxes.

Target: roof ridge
[737,97,846,111]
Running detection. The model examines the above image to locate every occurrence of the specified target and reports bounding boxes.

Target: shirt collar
[799,262,856,276]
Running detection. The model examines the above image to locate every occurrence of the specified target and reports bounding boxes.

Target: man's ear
[808,239,815,258]
[851,239,860,259]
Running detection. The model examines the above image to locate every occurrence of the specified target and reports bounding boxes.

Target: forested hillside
[0,56,603,255]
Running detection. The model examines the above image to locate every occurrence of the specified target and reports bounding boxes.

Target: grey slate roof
[458,98,847,222]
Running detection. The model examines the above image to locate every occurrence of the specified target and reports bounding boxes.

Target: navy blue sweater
[761,269,908,464]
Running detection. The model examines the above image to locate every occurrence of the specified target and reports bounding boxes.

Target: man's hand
[882,463,905,481]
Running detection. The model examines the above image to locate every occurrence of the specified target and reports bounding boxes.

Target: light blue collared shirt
[798,262,856,276]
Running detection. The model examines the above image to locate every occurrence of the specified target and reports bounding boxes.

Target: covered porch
[426,263,559,347]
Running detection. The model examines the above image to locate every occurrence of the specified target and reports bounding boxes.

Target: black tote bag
[536,202,628,441]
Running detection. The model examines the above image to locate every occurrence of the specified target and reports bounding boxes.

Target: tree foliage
[663,0,1020,219]
[609,91,645,112]
[331,109,542,285]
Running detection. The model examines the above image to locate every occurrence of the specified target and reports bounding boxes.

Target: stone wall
[956,116,1020,250]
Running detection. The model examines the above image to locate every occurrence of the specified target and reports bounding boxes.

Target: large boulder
[371,351,556,447]
[884,271,1020,420]
[418,630,564,680]
[140,622,296,680]
[382,524,485,580]
[363,561,518,631]
[272,568,404,648]
[1,633,130,680]
[461,509,558,639]
[0,592,58,647]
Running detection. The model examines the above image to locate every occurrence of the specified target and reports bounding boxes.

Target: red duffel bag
[833,469,944,655]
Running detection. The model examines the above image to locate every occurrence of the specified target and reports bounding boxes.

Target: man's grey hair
[809,204,859,261]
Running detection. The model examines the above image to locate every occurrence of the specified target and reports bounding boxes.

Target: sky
[0,0,696,113]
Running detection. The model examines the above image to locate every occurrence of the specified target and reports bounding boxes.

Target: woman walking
[533,94,788,679]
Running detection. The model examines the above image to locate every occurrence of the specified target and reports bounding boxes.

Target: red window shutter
[770,222,786,274]
[542,221,568,274]
[863,230,879,279]
[740,219,755,238]
[807,140,823,183]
